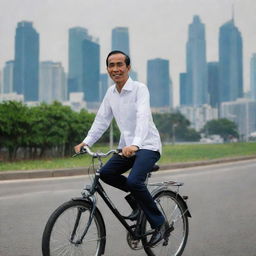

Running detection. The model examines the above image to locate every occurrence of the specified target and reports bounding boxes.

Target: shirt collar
[113,77,133,93]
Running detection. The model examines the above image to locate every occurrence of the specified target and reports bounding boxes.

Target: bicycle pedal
[166,225,174,233]
[163,239,169,246]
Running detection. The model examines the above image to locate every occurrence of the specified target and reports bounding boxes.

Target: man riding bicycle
[74,50,167,246]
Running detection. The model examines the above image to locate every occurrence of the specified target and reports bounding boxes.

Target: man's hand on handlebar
[122,145,139,158]
[74,142,87,154]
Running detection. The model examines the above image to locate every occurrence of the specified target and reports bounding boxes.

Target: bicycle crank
[126,232,143,250]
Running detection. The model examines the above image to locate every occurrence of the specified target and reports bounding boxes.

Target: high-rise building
[178,105,218,132]
[112,27,130,55]
[68,27,100,104]
[0,70,2,94]
[13,21,39,101]
[68,27,91,95]
[208,62,219,108]
[111,26,138,80]
[3,60,14,93]
[147,58,172,109]
[82,37,100,103]
[39,61,67,103]
[250,53,256,100]
[220,98,256,141]
[186,15,208,106]
[179,72,188,106]
[219,19,243,102]
[99,74,109,101]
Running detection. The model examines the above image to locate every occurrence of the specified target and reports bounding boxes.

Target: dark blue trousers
[100,149,165,228]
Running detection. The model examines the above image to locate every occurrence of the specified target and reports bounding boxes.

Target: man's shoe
[148,221,168,247]
[124,193,139,220]
[124,208,140,220]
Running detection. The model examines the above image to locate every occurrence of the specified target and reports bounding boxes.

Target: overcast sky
[0,0,256,105]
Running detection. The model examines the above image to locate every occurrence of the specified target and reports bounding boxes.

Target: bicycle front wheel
[42,200,106,256]
[142,190,189,256]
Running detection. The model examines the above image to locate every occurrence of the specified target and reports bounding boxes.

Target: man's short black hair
[106,50,130,67]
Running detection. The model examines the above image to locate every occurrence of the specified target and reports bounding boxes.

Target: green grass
[1,142,256,172]
[159,142,256,164]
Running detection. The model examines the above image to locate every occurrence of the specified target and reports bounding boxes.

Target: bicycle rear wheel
[142,190,189,256]
[42,200,105,256]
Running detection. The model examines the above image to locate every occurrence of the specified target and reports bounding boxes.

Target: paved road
[0,159,256,256]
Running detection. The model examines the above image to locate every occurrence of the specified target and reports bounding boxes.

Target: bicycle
[42,146,191,256]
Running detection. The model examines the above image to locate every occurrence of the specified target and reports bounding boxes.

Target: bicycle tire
[142,190,189,256]
[42,200,106,256]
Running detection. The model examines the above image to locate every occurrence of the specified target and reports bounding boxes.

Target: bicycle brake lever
[72,147,87,157]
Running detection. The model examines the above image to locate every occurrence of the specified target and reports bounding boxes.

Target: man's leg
[99,153,134,192]
[126,149,165,229]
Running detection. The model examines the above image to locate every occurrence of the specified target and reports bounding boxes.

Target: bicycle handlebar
[73,146,120,158]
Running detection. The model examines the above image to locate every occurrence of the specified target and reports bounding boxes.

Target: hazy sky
[0,0,256,105]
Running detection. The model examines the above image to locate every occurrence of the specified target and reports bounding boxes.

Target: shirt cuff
[83,137,94,147]
[132,137,142,149]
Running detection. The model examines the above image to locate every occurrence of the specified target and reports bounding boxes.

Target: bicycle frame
[73,166,150,241]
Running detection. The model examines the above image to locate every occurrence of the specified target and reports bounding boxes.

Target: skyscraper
[186,15,208,106]
[250,53,256,100]
[82,37,100,103]
[13,21,39,101]
[99,74,109,101]
[208,62,219,108]
[112,27,130,55]
[219,19,243,102]
[3,60,14,93]
[179,72,188,106]
[220,98,256,141]
[0,70,2,94]
[68,27,91,94]
[147,58,172,108]
[111,27,138,80]
[39,61,66,103]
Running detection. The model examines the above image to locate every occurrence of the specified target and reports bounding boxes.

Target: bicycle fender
[151,187,192,218]
[72,196,91,203]
[71,198,107,253]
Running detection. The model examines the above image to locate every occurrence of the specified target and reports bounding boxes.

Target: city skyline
[0,0,256,105]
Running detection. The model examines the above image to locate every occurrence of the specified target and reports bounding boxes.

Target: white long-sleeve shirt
[83,77,162,153]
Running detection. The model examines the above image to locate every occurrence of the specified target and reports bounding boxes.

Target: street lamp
[172,123,178,145]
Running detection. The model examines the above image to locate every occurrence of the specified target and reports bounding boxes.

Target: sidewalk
[1,155,256,181]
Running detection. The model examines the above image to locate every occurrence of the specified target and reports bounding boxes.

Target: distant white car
[200,135,224,144]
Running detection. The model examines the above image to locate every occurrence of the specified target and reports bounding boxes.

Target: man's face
[107,53,130,86]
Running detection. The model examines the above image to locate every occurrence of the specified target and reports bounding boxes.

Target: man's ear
[128,65,131,72]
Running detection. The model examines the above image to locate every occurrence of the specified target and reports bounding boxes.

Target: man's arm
[74,92,113,152]
[122,84,150,157]
[131,84,151,148]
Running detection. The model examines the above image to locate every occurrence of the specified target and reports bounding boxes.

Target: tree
[0,101,31,160]
[153,112,200,142]
[29,102,71,157]
[202,118,239,142]
[64,108,95,155]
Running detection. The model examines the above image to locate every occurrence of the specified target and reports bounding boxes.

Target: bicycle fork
[70,195,97,245]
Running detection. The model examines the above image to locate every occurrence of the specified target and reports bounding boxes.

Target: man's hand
[74,142,86,153]
[122,145,139,157]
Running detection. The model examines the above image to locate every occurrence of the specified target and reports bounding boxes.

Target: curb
[1,155,256,181]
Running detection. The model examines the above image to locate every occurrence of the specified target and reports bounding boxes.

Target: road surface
[0,159,256,256]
